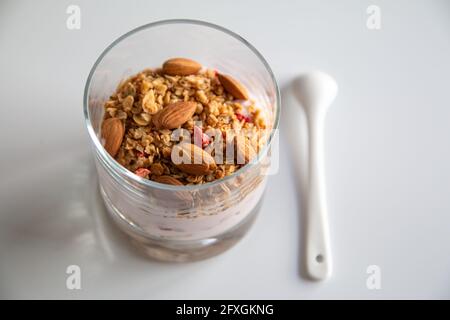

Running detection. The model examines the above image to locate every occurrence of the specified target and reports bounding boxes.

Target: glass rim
[83,19,281,191]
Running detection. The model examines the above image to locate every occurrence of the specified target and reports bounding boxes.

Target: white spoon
[292,71,338,281]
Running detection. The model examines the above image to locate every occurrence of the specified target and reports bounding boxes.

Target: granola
[101,58,267,185]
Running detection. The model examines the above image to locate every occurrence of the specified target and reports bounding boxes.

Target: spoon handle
[305,112,332,280]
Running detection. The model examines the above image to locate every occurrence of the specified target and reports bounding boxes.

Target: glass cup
[83,20,280,261]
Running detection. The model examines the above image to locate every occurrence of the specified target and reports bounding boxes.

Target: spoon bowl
[293,71,338,115]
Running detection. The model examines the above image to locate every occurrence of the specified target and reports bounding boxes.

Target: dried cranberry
[236,113,250,123]
[135,168,151,177]
[194,126,210,148]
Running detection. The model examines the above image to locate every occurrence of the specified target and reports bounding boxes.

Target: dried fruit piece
[218,74,249,100]
[193,125,210,148]
[235,136,257,164]
[152,101,197,129]
[162,58,202,76]
[172,143,216,175]
[153,175,183,185]
[235,113,251,123]
[135,168,151,178]
[101,118,124,157]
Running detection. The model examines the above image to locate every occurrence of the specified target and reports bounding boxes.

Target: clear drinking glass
[83,20,280,261]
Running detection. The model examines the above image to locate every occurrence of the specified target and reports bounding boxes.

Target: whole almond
[152,175,192,202]
[101,118,124,157]
[235,136,257,164]
[153,175,184,185]
[172,143,216,175]
[162,58,202,76]
[152,101,197,129]
[218,74,249,100]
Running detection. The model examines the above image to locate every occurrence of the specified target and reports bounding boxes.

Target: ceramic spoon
[293,71,338,280]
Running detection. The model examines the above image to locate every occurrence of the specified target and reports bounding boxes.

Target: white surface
[293,71,338,280]
[1,0,450,299]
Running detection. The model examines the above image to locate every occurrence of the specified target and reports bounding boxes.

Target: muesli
[101,58,267,185]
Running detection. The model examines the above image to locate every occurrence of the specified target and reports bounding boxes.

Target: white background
[1,0,449,299]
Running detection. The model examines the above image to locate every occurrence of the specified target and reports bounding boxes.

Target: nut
[101,118,124,157]
[162,58,202,76]
[153,175,184,185]
[152,175,192,203]
[152,101,197,129]
[150,163,165,176]
[218,74,249,100]
[172,143,216,175]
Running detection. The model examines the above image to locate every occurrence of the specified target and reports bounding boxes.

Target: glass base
[100,186,263,262]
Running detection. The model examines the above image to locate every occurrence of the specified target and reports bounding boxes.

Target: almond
[235,136,257,164]
[172,143,216,175]
[152,101,197,129]
[153,175,192,202]
[218,74,249,100]
[101,118,124,157]
[153,175,184,185]
[162,58,202,76]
